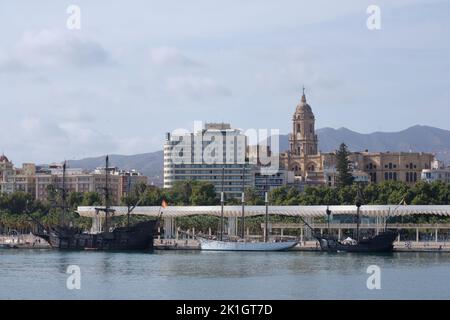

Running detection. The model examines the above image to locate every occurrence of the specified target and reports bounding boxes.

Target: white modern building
[421,168,450,183]
[421,160,450,183]
[164,123,254,198]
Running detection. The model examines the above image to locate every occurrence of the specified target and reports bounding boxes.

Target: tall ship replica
[312,189,398,253]
[32,157,158,250]
[198,167,298,251]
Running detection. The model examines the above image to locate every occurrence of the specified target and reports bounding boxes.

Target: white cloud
[0,29,109,72]
[165,75,231,99]
[4,115,117,163]
[149,46,200,67]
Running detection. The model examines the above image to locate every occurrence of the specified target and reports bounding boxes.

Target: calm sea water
[1,249,449,300]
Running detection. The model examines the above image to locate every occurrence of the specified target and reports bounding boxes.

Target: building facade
[1,156,147,205]
[164,123,254,198]
[280,90,435,186]
[421,160,450,183]
[0,155,15,194]
[0,156,36,195]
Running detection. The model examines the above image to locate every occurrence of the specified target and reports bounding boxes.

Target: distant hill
[271,125,450,163]
[65,125,450,186]
[67,151,164,186]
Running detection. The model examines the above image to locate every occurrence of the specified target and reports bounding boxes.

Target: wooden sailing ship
[33,156,158,250]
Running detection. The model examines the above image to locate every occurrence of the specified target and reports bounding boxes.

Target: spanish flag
[161,199,168,209]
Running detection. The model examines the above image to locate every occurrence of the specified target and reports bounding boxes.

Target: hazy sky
[0,0,449,164]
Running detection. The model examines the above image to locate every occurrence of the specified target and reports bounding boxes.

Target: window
[393,172,397,181]
[389,163,393,169]
[385,172,389,180]
[414,172,417,182]
[296,123,300,133]
[406,172,409,182]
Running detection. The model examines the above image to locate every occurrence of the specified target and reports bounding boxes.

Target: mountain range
[66,125,450,186]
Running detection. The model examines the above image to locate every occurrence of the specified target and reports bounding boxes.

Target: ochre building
[279,90,434,186]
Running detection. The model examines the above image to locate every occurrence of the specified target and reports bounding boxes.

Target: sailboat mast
[356,205,360,242]
[104,155,110,232]
[61,161,67,226]
[264,175,269,243]
[127,176,131,227]
[219,167,224,241]
[240,164,245,239]
[355,184,363,242]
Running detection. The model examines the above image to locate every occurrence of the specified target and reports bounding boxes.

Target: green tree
[191,182,219,205]
[336,143,354,187]
[68,192,84,210]
[81,191,102,206]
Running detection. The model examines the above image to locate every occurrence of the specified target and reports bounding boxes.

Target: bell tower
[289,87,318,157]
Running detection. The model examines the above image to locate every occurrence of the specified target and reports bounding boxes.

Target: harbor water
[1,249,450,299]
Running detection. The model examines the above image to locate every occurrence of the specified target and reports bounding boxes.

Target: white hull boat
[199,238,298,251]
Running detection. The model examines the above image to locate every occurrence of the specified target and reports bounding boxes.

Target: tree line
[1,178,450,234]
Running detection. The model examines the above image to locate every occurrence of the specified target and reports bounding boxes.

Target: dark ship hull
[316,230,398,253]
[35,220,158,251]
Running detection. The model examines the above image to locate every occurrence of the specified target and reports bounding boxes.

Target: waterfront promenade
[2,234,450,252]
[0,234,50,249]
[153,238,450,252]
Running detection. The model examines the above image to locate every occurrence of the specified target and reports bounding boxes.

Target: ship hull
[316,231,398,253]
[36,220,157,251]
[199,238,298,251]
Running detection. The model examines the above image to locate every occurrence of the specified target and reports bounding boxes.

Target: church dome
[295,89,313,114]
[0,154,9,162]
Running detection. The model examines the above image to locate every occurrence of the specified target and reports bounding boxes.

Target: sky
[0,0,449,164]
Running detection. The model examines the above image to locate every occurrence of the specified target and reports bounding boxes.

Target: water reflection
[1,249,450,299]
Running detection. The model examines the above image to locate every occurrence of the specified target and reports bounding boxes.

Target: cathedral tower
[289,87,318,157]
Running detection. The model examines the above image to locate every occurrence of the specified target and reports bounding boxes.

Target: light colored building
[164,123,253,199]
[0,155,15,194]
[1,156,149,204]
[254,169,293,196]
[421,168,450,183]
[421,161,450,183]
[35,164,147,205]
[114,169,148,199]
[0,155,36,195]
[13,163,36,195]
[280,89,435,186]
[279,89,324,184]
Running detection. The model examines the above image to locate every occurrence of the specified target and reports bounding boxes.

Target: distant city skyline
[1,0,449,164]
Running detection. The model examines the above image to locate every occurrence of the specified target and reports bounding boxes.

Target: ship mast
[104,155,110,232]
[264,175,269,242]
[219,167,224,241]
[60,161,67,227]
[127,177,132,227]
[355,184,363,242]
[240,164,245,239]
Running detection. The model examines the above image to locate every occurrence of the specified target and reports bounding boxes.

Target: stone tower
[289,87,318,157]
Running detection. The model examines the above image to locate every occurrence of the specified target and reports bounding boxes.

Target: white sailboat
[199,167,298,251]
[199,238,298,251]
